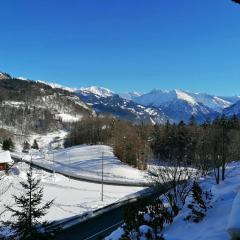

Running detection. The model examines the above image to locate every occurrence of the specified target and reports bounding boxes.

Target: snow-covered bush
[184,181,212,223]
[120,196,174,239]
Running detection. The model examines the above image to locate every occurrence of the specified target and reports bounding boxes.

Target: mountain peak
[174,89,197,105]
[79,86,114,98]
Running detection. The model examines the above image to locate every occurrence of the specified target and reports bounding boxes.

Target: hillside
[223,100,240,117]
[0,74,92,134]
[106,162,240,240]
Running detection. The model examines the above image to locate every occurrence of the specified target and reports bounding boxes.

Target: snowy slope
[0,162,143,232]
[0,72,11,80]
[133,89,215,123]
[119,92,142,101]
[0,76,93,135]
[106,161,240,240]
[188,92,233,112]
[79,86,115,98]
[37,80,77,93]
[223,100,240,117]
[134,89,237,112]
[163,162,240,240]
[20,145,149,185]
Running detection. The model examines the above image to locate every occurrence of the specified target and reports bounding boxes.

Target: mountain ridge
[1,72,240,125]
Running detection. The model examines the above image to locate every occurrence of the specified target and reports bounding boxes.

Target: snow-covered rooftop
[0,151,13,164]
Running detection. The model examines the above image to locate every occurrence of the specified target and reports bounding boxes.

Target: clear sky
[0,0,240,95]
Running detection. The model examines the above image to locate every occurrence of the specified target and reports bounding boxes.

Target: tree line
[65,114,240,183]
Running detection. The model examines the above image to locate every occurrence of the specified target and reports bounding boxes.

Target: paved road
[55,203,127,240]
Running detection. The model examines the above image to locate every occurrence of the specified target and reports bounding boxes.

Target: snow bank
[227,192,240,239]
[106,162,240,240]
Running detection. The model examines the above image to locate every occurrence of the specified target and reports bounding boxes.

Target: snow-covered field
[18,145,149,185]
[106,162,240,240]
[0,162,144,230]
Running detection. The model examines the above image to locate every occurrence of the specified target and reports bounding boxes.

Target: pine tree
[32,139,39,150]
[23,141,31,153]
[5,164,55,239]
[2,138,14,151]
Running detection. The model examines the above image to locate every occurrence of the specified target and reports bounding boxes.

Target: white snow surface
[119,92,142,101]
[134,89,238,112]
[224,100,240,117]
[0,151,13,164]
[163,162,240,240]
[20,145,148,185]
[227,191,240,239]
[56,113,83,122]
[106,161,240,240]
[37,80,77,92]
[0,162,143,228]
[79,86,114,98]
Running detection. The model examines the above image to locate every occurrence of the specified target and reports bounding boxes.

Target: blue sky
[0,0,240,95]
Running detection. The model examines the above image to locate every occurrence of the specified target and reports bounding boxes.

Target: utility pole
[68,150,71,180]
[51,143,55,176]
[101,151,104,201]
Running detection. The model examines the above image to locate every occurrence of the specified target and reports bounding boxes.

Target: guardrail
[45,187,156,231]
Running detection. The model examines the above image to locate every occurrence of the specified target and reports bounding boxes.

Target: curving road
[12,155,150,187]
[55,202,126,240]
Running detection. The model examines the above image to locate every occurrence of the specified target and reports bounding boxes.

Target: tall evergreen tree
[5,164,55,240]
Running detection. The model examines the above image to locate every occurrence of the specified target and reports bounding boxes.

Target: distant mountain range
[122,89,240,123]
[1,72,240,133]
[76,87,166,124]
[77,87,240,123]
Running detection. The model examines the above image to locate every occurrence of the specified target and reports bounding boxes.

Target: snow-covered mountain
[0,72,11,80]
[27,77,240,123]
[1,72,240,125]
[131,90,213,122]
[187,92,233,112]
[76,87,166,124]
[223,100,240,117]
[131,89,240,122]
[119,92,142,101]
[0,73,93,134]
[79,86,115,98]
[36,80,77,93]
